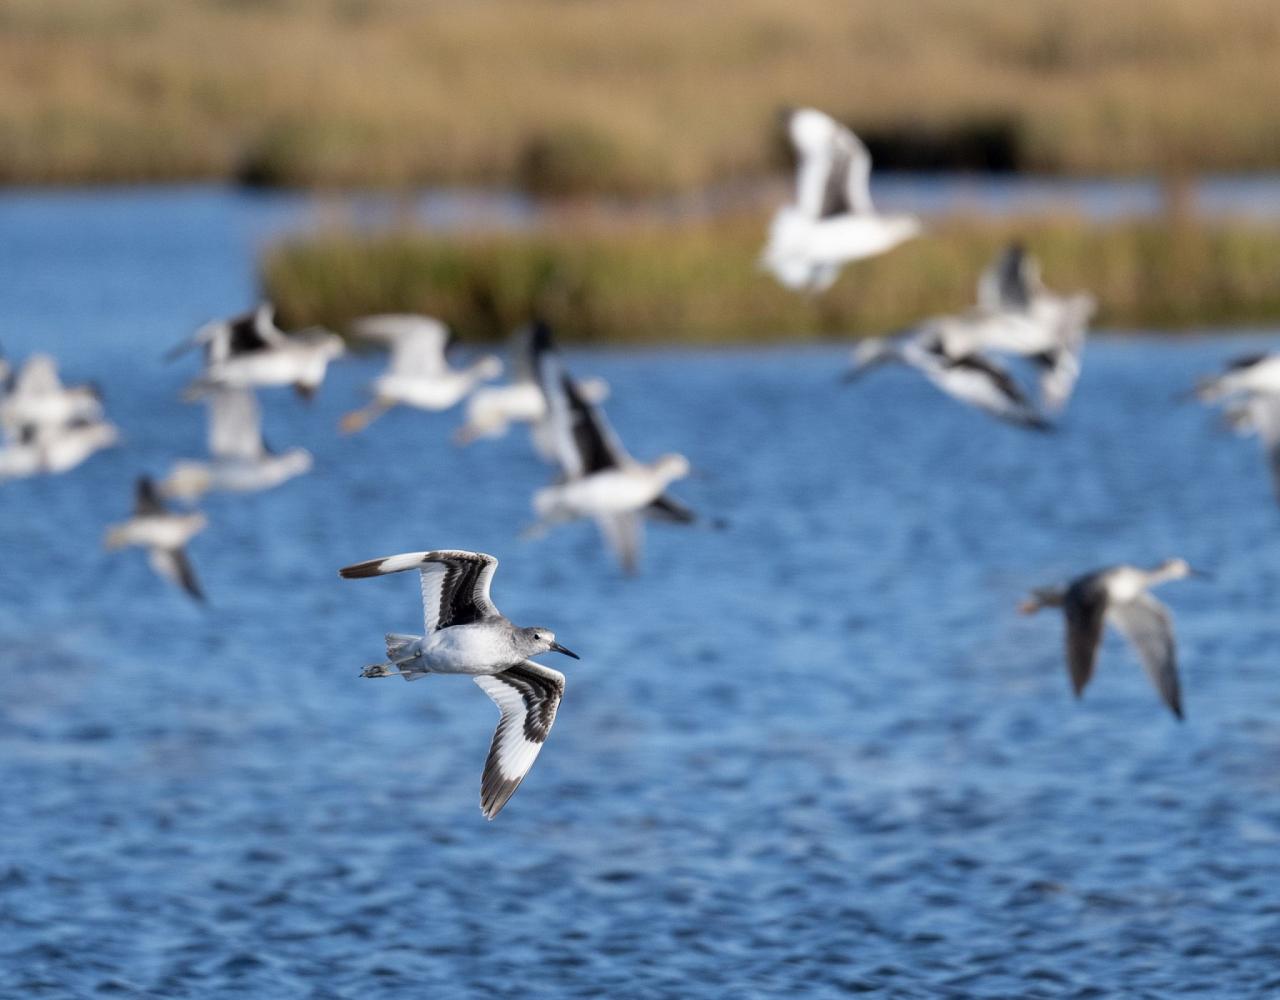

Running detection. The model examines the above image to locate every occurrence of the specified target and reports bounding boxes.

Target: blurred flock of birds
[2,106,1276,817]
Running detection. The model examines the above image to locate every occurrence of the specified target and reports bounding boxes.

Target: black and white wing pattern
[207,387,264,461]
[536,335,630,479]
[134,476,167,517]
[976,242,1039,313]
[790,109,874,220]
[919,350,1050,430]
[473,660,565,819]
[1108,593,1182,719]
[339,549,500,633]
[1062,574,1109,698]
[150,547,204,602]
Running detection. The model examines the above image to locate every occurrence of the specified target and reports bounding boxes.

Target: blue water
[3,190,1280,998]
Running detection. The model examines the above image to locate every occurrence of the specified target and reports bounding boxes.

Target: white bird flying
[341,315,502,433]
[762,107,921,293]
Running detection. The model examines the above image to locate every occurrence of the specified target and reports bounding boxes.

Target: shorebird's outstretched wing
[474,660,565,819]
[539,353,630,479]
[917,351,1050,430]
[207,387,264,460]
[149,546,204,602]
[133,476,167,517]
[351,314,451,379]
[1063,576,1108,698]
[1109,593,1182,719]
[789,109,874,220]
[339,549,500,633]
[13,354,63,396]
[977,243,1039,313]
[168,305,281,364]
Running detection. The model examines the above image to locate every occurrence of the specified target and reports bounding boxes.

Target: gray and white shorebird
[171,303,344,400]
[762,107,921,293]
[1191,353,1280,502]
[159,386,312,500]
[1019,558,1208,719]
[340,549,579,819]
[341,314,502,433]
[531,344,693,573]
[104,477,207,601]
[846,332,1051,431]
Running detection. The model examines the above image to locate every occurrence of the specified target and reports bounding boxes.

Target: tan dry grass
[260,214,1280,344]
[1,0,1279,188]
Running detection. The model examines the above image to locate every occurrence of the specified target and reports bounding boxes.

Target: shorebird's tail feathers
[385,633,418,663]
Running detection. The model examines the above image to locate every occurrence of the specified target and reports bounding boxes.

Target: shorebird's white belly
[378,373,469,411]
[540,469,664,517]
[465,383,545,434]
[422,624,518,674]
[210,351,307,387]
[116,514,205,550]
[801,216,914,264]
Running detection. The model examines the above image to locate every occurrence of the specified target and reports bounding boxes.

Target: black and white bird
[762,107,921,293]
[1019,558,1208,719]
[0,354,104,435]
[975,243,1095,414]
[104,477,207,601]
[531,345,693,573]
[846,332,1051,431]
[171,303,344,400]
[341,315,502,433]
[340,549,580,819]
[1192,353,1280,502]
[159,387,312,499]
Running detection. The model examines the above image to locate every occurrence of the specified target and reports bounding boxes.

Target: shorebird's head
[472,354,504,382]
[518,627,579,660]
[888,214,924,244]
[1155,557,1210,581]
[1018,586,1065,614]
[653,453,691,484]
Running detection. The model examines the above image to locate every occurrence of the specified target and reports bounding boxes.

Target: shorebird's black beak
[550,642,579,660]
[1189,567,1213,580]
[293,381,316,401]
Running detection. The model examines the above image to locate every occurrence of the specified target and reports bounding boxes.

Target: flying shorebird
[170,303,345,400]
[846,333,1051,431]
[0,417,120,481]
[1191,353,1280,502]
[454,320,609,455]
[1019,558,1208,719]
[341,314,502,433]
[531,346,693,573]
[975,243,1095,413]
[0,354,103,436]
[159,386,312,500]
[340,549,579,819]
[762,107,921,293]
[104,477,207,601]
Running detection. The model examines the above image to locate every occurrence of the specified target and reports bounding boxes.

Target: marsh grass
[3,0,1280,190]
[261,214,1280,344]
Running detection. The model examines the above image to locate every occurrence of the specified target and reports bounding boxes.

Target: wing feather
[473,661,565,819]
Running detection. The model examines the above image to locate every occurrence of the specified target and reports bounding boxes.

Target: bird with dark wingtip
[1019,558,1210,719]
[340,549,580,819]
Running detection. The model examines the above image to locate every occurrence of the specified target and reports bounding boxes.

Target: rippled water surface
[3,191,1280,998]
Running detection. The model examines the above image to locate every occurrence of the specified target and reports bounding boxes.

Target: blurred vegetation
[261,215,1280,343]
[1,0,1279,190]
